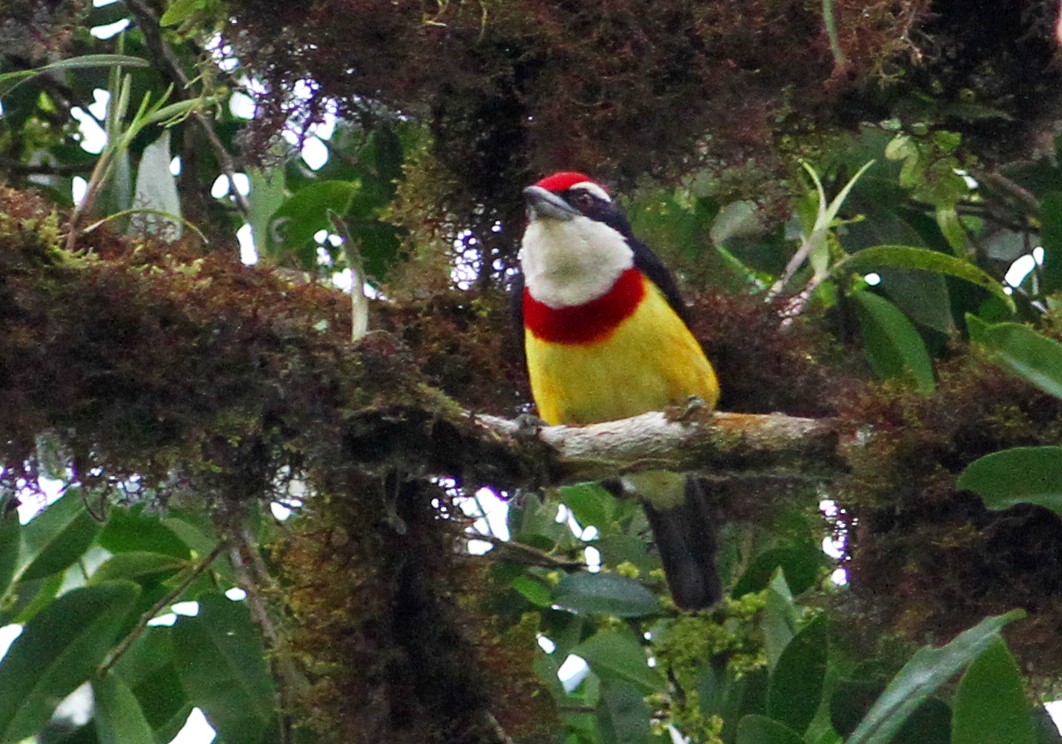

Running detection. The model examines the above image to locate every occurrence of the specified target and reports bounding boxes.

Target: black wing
[628,236,694,327]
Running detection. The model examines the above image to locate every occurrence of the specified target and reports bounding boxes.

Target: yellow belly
[525,281,719,426]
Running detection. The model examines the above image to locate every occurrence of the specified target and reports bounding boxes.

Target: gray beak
[524,186,579,221]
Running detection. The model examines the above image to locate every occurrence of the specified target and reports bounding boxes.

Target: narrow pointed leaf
[958,446,1062,514]
[846,611,1024,744]
[836,245,1013,310]
[951,638,1035,744]
[0,581,140,743]
[852,291,935,394]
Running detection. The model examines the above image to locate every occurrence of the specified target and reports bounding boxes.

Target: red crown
[534,171,605,194]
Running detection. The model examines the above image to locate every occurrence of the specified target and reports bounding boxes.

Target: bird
[515,170,723,610]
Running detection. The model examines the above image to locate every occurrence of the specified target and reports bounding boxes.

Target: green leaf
[836,245,1014,311]
[268,180,359,268]
[852,291,935,395]
[159,0,205,26]
[846,610,1024,744]
[767,616,828,734]
[597,681,651,744]
[129,130,181,238]
[951,638,1035,744]
[977,323,1062,399]
[99,508,191,560]
[92,673,157,744]
[736,715,805,744]
[89,552,186,585]
[561,483,616,530]
[878,269,954,334]
[0,581,140,743]
[16,490,102,583]
[0,514,19,601]
[957,447,1062,513]
[111,629,191,743]
[247,166,288,260]
[0,55,150,97]
[762,572,797,670]
[171,592,276,744]
[552,572,659,618]
[572,629,666,695]
[731,543,826,598]
[511,575,553,607]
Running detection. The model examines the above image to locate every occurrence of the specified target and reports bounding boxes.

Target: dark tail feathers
[641,476,722,610]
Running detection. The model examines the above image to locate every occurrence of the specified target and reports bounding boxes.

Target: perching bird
[515,171,723,610]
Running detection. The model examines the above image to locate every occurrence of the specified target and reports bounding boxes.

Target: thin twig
[466,532,586,571]
[98,542,225,676]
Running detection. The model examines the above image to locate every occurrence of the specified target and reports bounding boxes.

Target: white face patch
[569,181,611,202]
[519,213,633,308]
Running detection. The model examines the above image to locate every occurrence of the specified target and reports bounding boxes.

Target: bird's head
[519,172,636,307]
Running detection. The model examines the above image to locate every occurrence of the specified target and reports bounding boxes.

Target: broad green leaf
[89,552,186,585]
[267,180,359,267]
[0,515,19,600]
[99,508,191,559]
[0,581,140,743]
[160,0,205,25]
[852,291,935,395]
[247,166,288,259]
[0,573,62,626]
[699,663,769,728]
[92,673,156,744]
[767,616,828,734]
[561,483,615,530]
[552,572,659,618]
[958,447,1062,513]
[731,543,826,598]
[736,715,805,744]
[16,490,102,583]
[878,269,954,334]
[511,575,553,607]
[129,130,181,238]
[836,245,1014,311]
[111,629,191,743]
[172,592,276,744]
[572,629,666,695]
[977,323,1062,399]
[597,681,651,744]
[846,610,1024,744]
[951,638,1035,744]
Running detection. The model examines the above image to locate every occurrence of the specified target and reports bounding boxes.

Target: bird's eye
[571,191,594,210]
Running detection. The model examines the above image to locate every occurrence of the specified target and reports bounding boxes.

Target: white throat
[519,215,634,308]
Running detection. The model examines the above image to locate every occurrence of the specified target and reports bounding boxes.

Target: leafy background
[3,0,1062,743]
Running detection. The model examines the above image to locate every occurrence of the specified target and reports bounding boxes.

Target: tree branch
[462,408,845,489]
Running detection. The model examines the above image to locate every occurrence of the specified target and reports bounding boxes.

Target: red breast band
[524,268,645,344]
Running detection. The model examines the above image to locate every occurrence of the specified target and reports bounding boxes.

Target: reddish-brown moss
[834,350,1062,673]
